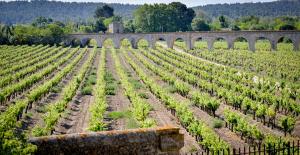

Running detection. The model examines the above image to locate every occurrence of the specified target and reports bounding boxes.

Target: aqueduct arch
[67,31,300,51]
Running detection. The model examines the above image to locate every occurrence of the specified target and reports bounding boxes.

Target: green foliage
[81,86,92,95]
[94,5,114,18]
[191,17,211,31]
[108,110,131,119]
[213,119,223,128]
[279,116,296,136]
[174,80,190,96]
[105,71,117,95]
[134,2,195,32]
[94,18,107,33]
[219,15,229,28]
[10,20,65,45]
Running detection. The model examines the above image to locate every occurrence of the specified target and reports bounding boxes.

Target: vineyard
[0,40,299,154]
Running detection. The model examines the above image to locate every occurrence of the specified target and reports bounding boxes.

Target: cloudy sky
[22,0,276,7]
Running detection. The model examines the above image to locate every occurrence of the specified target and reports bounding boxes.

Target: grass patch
[81,68,97,95]
[108,110,131,119]
[126,117,140,129]
[166,85,177,93]
[51,86,62,93]
[213,118,223,128]
[138,92,149,99]
[129,79,143,89]
[81,86,92,95]
[105,71,117,95]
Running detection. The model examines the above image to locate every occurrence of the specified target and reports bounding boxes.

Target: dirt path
[125,50,202,154]
[21,48,89,136]
[55,49,99,134]
[53,49,93,135]
[104,49,131,130]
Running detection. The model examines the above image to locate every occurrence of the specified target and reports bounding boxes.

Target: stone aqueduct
[67,31,300,51]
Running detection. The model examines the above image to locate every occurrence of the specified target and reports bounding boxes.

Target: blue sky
[22,0,276,7]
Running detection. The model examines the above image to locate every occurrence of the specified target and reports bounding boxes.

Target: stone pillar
[248,39,255,52]
[186,39,192,50]
[97,41,102,48]
[114,39,121,49]
[207,39,213,51]
[166,39,173,49]
[293,40,299,51]
[131,40,138,49]
[228,40,234,50]
[271,40,277,51]
[150,41,156,49]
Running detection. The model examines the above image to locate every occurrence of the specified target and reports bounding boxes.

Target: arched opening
[193,37,208,49]
[120,38,132,48]
[155,37,167,48]
[213,38,228,49]
[174,38,187,50]
[234,37,249,50]
[102,38,114,48]
[277,37,293,51]
[255,37,271,51]
[137,39,149,49]
[87,38,98,47]
[71,38,82,47]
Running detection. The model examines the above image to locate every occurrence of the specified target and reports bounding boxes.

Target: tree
[134,2,195,32]
[32,16,53,28]
[279,24,296,30]
[124,20,136,33]
[219,15,229,28]
[279,116,296,136]
[94,18,107,33]
[94,5,114,18]
[191,18,210,31]
[0,24,13,44]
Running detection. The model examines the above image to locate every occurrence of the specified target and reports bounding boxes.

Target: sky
[20,0,276,7]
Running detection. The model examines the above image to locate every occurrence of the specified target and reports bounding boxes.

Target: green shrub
[81,86,92,95]
[213,119,223,128]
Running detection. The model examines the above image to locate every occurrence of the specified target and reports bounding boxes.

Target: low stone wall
[29,126,184,155]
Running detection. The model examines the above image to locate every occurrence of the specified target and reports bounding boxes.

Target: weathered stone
[29,126,183,155]
[67,31,300,52]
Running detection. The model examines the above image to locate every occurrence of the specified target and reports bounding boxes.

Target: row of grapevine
[136,47,293,146]
[0,47,87,154]
[0,45,48,71]
[112,48,155,128]
[88,48,107,131]
[0,45,30,61]
[0,47,70,88]
[146,47,296,134]
[187,45,300,83]
[0,45,42,66]
[32,47,96,136]
[0,45,57,76]
[0,47,79,105]
[156,46,299,117]
[123,49,229,152]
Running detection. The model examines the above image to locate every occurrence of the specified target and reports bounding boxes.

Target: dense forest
[0,0,138,24]
[193,0,300,18]
[1,0,300,24]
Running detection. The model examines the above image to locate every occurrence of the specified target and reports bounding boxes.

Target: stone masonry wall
[29,126,184,155]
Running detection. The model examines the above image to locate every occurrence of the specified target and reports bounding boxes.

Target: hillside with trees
[0,0,138,24]
[1,0,300,25]
[194,0,300,18]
